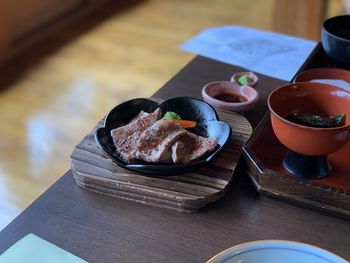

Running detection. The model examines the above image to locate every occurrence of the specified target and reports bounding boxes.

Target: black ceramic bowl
[322,15,350,67]
[95,97,231,175]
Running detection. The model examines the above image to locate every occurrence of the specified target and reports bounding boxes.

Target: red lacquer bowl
[294,68,350,83]
[268,82,350,156]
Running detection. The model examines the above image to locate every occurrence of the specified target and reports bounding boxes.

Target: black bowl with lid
[322,15,350,67]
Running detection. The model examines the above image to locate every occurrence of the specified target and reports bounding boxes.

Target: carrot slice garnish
[169,119,197,128]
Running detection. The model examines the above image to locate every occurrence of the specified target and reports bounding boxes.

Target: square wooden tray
[243,44,350,219]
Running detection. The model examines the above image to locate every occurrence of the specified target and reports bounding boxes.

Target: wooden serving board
[243,114,350,218]
[243,44,350,219]
[70,106,252,212]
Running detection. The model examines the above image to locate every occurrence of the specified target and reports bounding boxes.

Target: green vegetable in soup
[237,75,252,86]
[333,114,346,126]
[287,113,346,128]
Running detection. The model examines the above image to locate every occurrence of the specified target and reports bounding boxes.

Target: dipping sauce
[213,92,248,103]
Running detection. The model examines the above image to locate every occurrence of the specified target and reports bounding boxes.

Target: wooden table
[0,56,349,262]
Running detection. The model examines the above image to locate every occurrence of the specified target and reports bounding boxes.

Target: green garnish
[333,114,346,126]
[163,111,182,120]
[237,75,251,86]
[287,113,346,128]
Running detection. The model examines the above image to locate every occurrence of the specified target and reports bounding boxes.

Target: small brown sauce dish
[202,81,259,113]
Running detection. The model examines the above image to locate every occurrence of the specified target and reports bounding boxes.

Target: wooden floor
[0,0,344,230]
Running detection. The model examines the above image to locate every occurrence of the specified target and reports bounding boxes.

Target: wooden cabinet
[273,0,329,40]
[0,0,108,64]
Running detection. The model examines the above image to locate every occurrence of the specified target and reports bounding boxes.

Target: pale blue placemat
[180,26,317,81]
[0,233,87,263]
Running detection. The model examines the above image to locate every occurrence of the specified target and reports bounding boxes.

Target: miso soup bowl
[202,81,259,113]
[268,82,350,156]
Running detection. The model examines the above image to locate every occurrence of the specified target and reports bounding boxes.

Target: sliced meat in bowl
[95,97,231,175]
[134,118,218,164]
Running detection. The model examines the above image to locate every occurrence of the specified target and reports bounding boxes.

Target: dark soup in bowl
[213,92,248,103]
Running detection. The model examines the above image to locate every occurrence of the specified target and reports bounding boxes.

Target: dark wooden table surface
[0,56,349,262]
